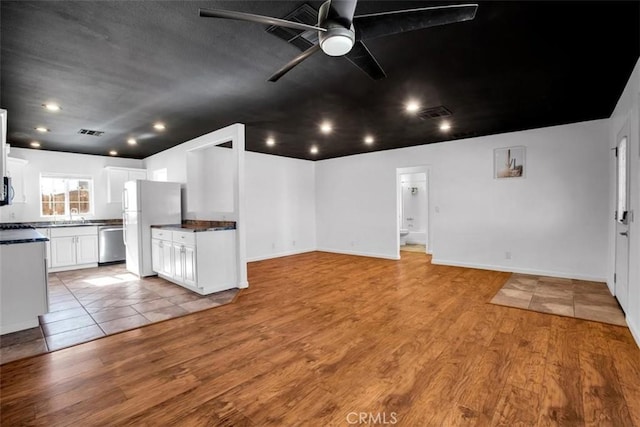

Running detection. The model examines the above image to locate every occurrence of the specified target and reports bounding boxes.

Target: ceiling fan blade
[344,41,386,80]
[327,0,358,27]
[268,44,322,82]
[354,4,478,41]
[199,8,326,33]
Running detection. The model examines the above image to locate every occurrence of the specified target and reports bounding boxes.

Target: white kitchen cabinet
[172,241,197,289]
[151,228,173,277]
[106,166,147,203]
[35,228,52,269]
[49,226,98,271]
[6,157,28,203]
[51,236,76,267]
[1,240,48,334]
[151,228,236,295]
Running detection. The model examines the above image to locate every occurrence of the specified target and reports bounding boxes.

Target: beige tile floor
[400,243,426,253]
[0,264,238,364]
[491,273,627,326]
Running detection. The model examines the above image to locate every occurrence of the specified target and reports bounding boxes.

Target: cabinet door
[160,241,173,277]
[172,244,184,283]
[76,234,98,264]
[183,245,197,288]
[6,158,27,203]
[151,238,161,273]
[107,168,129,203]
[50,237,76,267]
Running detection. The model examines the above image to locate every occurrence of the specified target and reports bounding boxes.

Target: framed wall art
[494,146,525,179]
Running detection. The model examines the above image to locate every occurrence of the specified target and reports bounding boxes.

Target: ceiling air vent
[265,4,318,52]
[418,105,453,120]
[77,129,105,137]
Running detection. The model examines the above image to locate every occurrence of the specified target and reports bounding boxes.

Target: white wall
[316,119,610,281]
[245,152,316,261]
[609,59,640,345]
[0,147,143,222]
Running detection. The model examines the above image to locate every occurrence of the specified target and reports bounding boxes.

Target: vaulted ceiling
[1,1,638,161]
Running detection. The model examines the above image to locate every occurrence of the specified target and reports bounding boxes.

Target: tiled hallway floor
[1,264,238,364]
[490,273,626,326]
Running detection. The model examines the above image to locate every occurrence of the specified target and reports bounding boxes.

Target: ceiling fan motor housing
[318,0,355,56]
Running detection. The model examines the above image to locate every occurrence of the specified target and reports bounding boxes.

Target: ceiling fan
[200,0,478,82]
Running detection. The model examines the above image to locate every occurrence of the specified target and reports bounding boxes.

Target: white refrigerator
[123,180,181,277]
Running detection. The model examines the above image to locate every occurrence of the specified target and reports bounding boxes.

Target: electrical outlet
[292,240,296,246]
[350,241,355,247]
[271,243,275,249]
[10,212,16,219]
[435,206,440,213]
[505,251,512,260]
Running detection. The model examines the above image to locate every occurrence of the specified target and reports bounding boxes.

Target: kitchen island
[151,225,237,295]
[0,228,49,334]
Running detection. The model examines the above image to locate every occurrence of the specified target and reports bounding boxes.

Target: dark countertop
[2,219,122,229]
[0,229,49,245]
[152,224,236,233]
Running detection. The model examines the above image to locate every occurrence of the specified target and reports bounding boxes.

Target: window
[40,175,93,217]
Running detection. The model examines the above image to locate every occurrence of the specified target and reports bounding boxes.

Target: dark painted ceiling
[1,1,638,161]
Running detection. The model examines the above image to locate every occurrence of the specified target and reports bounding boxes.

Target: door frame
[396,165,431,258]
[613,118,631,311]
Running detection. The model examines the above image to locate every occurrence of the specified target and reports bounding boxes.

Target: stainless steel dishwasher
[98,225,126,264]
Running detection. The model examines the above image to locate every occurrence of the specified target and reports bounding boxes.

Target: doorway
[614,120,631,313]
[396,166,430,257]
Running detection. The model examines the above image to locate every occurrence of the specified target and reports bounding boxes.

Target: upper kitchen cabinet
[105,166,147,203]
[6,157,28,203]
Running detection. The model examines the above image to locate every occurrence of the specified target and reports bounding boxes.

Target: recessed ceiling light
[320,122,332,134]
[127,138,137,145]
[266,137,275,146]
[405,100,420,113]
[153,122,166,131]
[30,141,41,148]
[310,145,318,154]
[109,150,118,156]
[364,135,374,145]
[439,121,452,131]
[42,103,61,112]
[35,126,49,133]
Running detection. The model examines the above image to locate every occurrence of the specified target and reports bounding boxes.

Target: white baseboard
[627,315,640,349]
[246,248,315,263]
[430,258,606,282]
[49,263,98,273]
[316,247,400,260]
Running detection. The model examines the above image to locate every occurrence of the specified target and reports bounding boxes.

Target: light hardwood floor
[1,252,639,426]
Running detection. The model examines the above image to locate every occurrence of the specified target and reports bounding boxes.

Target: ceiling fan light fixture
[320,34,354,56]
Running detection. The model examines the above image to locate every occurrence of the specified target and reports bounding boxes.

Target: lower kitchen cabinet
[0,240,48,334]
[151,228,237,295]
[49,226,99,271]
[35,228,52,269]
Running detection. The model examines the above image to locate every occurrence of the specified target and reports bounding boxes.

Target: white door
[614,124,631,313]
[161,241,173,277]
[76,234,98,264]
[51,237,76,267]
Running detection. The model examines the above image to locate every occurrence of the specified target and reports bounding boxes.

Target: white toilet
[400,229,409,245]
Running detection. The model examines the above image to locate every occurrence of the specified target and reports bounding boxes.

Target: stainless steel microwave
[0,176,12,206]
